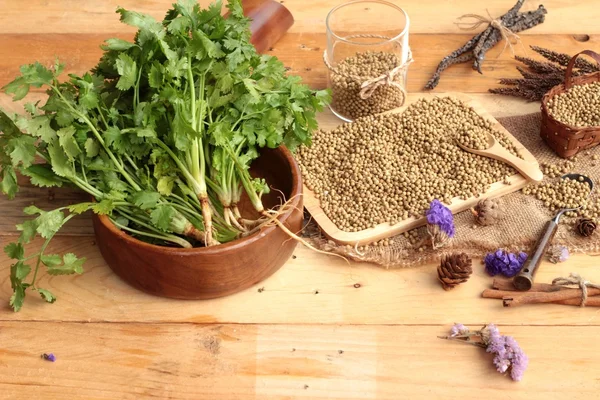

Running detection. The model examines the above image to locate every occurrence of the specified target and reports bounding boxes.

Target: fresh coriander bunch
[0,0,330,311]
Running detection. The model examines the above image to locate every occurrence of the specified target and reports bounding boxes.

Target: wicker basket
[540,50,600,158]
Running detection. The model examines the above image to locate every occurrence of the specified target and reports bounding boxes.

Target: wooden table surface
[1,1,600,399]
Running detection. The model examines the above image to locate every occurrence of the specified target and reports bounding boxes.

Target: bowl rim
[94,146,302,255]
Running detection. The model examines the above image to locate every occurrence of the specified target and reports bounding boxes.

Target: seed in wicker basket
[296,97,521,232]
[575,218,597,237]
[329,51,405,120]
[546,82,600,127]
[471,198,503,226]
[437,253,473,290]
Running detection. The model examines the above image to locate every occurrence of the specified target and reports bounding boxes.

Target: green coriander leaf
[27,115,57,142]
[91,199,114,215]
[41,254,62,267]
[7,135,36,168]
[23,205,44,215]
[167,16,191,33]
[148,63,163,89]
[130,191,161,210]
[36,209,65,239]
[16,219,38,244]
[157,176,175,196]
[102,38,136,51]
[3,77,30,101]
[191,30,225,59]
[0,109,23,137]
[36,288,56,304]
[117,7,163,34]
[55,108,75,127]
[47,253,85,275]
[68,202,92,215]
[84,138,100,158]
[14,261,31,280]
[22,164,64,188]
[0,165,18,199]
[20,62,54,87]
[47,139,75,178]
[136,127,156,138]
[115,53,137,91]
[57,126,82,160]
[4,242,24,260]
[150,204,176,231]
[104,126,124,150]
[9,284,26,312]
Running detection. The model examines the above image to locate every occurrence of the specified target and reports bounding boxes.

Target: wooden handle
[564,50,600,90]
[513,220,558,291]
[497,148,544,182]
[240,0,294,53]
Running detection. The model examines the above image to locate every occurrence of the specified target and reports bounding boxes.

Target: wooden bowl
[92,146,302,299]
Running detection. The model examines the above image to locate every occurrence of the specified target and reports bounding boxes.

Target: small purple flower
[548,245,569,264]
[484,249,528,278]
[426,199,455,238]
[42,353,56,362]
[485,331,528,381]
[450,323,469,337]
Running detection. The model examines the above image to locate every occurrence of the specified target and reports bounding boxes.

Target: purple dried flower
[548,244,569,264]
[442,324,528,382]
[42,353,56,362]
[426,199,455,238]
[484,249,528,277]
[450,323,469,337]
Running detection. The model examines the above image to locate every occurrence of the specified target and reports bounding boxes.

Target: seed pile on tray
[296,97,522,232]
[546,82,600,127]
[330,51,405,120]
[456,124,491,150]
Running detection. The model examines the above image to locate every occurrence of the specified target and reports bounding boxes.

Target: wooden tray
[303,93,542,246]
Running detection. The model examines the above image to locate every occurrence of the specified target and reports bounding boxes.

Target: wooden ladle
[457,132,544,182]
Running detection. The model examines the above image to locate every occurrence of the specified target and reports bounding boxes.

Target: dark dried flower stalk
[531,45,600,74]
[425,0,547,89]
[490,45,600,101]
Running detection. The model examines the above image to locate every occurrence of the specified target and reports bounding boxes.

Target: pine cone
[576,218,597,237]
[437,253,473,291]
[471,198,503,226]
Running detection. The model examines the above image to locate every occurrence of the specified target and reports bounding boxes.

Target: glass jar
[325,0,411,122]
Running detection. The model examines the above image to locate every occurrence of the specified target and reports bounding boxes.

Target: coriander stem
[30,214,76,288]
[51,86,141,191]
[111,218,192,248]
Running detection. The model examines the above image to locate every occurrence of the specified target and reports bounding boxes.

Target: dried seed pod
[471,198,503,226]
[437,253,473,290]
[576,218,597,237]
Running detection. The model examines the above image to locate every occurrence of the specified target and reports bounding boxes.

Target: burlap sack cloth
[304,112,600,267]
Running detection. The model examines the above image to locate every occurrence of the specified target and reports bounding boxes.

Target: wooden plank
[1,236,600,325]
[1,322,599,399]
[0,33,597,93]
[0,0,597,35]
[302,93,541,245]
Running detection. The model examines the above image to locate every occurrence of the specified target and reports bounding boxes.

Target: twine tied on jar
[323,35,413,104]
